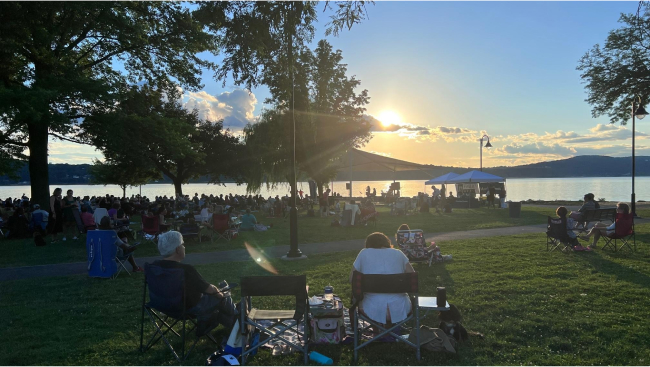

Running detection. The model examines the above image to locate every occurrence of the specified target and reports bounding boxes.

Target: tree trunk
[28,122,50,208]
[173,179,183,197]
[316,180,324,198]
[121,184,126,199]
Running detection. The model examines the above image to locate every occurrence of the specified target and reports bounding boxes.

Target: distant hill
[0,155,648,185]
[336,155,650,181]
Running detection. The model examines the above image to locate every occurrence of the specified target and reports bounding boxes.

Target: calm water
[0,177,646,202]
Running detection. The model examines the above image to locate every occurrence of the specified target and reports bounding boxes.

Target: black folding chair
[179,222,201,243]
[546,217,576,252]
[140,263,218,362]
[602,213,635,252]
[239,275,309,365]
[351,271,421,362]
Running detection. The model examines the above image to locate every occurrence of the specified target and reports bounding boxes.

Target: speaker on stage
[390,182,401,191]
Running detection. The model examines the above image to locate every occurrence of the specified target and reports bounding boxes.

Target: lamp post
[631,97,648,217]
[479,134,492,172]
[284,2,305,260]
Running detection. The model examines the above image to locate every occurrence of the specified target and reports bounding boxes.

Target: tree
[0,2,217,207]
[89,160,159,198]
[302,40,371,197]
[85,85,245,196]
[0,1,373,207]
[577,4,650,125]
[243,40,371,197]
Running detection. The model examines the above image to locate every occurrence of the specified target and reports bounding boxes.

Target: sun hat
[158,231,184,257]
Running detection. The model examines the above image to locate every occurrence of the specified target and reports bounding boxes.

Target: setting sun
[378,110,402,127]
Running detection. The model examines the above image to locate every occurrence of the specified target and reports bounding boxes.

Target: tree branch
[49,133,91,145]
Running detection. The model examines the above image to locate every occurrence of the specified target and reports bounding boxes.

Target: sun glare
[378,111,402,127]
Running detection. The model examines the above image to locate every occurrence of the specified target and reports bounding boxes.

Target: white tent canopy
[447,170,505,183]
[424,172,460,185]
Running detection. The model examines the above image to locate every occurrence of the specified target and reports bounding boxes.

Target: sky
[48,1,648,168]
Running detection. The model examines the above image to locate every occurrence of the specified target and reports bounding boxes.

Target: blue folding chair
[87,230,118,279]
[87,230,135,279]
[140,263,218,362]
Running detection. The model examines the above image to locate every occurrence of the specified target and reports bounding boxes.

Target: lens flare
[245,242,278,274]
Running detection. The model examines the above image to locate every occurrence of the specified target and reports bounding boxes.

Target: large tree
[302,40,371,196]
[577,4,650,125]
[0,1,373,206]
[85,85,244,196]
[0,2,216,207]
[244,40,371,196]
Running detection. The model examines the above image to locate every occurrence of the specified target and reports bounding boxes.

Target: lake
[0,177,646,203]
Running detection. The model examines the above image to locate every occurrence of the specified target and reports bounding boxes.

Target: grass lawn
[1,205,562,268]
[1,226,650,365]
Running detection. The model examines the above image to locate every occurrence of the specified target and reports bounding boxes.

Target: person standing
[61,189,79,241]
[48,188,64,243]
[321,188,331,217]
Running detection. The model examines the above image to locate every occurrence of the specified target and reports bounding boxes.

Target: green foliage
[88,159,159,198]
[84,85,245,195]
[244,39,370,193]
[577,4,650,125]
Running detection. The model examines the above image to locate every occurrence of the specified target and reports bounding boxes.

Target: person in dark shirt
[153,231,236,335]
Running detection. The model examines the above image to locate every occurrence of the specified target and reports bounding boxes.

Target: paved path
[0,224,551,282]
[4,217,649,282]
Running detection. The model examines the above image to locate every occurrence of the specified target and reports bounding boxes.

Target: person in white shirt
[350,232,415,326]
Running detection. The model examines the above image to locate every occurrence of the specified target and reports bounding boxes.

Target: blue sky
[50,1,646,168]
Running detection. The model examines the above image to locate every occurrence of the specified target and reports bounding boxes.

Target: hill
[0,155,648,185]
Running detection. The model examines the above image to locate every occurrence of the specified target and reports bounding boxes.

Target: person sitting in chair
[349,232,415,329]
[154,231,237,335]
[98,217,143,272]
[80,206,96,231]
[555,206,583,250]
[239,208,258,231]
[579,202,629,249]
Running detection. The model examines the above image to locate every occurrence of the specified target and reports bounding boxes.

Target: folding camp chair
[602,213,635,252]
[179,222,201,243]
[546,217,577,252]
[140,215,161,245]
[396,230,434,266]
[210,214,231,243]
[86,229,133,279]
[360,208,378,227]
[239,275,309,365]
[140,263,218,362]
[351,271,421,362]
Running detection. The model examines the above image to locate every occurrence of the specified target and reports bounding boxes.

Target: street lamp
[480,134,492,172]
[631,97,648,216]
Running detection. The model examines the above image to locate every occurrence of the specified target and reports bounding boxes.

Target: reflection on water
[0,177,646,202]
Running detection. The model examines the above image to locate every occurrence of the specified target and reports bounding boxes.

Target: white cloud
[183,89,258,129]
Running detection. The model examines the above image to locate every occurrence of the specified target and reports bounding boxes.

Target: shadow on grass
[577,250,650,289]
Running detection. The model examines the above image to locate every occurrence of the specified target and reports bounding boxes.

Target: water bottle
[437,287,447,308]
[324,285,334,301]
[309,351,333,365]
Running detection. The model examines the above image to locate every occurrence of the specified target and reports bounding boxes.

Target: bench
[573,207,616,232]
